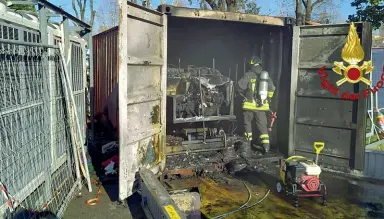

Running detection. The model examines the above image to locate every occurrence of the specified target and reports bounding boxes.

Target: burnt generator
[165,66,236,154]
[276,142,327,208]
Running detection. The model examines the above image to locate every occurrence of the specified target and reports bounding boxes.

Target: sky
[50,0,357,25]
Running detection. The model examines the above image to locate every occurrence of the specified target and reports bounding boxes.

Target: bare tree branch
[205,0,219,10]
[89,0,95,27]
[76,0,83,16]
[301,0,307,9]
[72,0,79,18]
[312,0,325,9]
[80,0,87,21]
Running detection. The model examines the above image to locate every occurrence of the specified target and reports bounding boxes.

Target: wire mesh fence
[0,40,79,218]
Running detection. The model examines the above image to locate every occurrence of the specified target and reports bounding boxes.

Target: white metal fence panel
[0,2,89,217]
[0,41,77,218]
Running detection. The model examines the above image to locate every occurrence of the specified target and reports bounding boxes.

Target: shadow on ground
[64,118,146,219]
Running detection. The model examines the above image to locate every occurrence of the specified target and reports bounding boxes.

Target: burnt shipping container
[92,2,372,200]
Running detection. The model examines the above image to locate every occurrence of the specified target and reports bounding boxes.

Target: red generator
[276,155,327,208]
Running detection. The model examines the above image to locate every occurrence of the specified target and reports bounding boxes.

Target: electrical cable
[211,187,271,219]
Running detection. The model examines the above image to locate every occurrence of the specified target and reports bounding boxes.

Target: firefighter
[237,56,275,154]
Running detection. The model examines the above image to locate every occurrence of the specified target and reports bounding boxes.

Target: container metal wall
[289,23,371,172]
[93,27,119,129]
[365,150,384,180]
[117,1,167,201]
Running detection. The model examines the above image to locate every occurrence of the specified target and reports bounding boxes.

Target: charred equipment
[166,66,236,154]
[276,142,327,208]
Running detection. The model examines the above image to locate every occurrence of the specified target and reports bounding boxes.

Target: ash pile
[165,140,280,176]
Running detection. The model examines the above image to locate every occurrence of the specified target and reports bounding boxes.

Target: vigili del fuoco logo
[317,22,382,101]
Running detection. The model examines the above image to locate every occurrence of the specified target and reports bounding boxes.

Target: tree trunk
[296,0,303,25]
[305,0,312,22]
[226,0,236,12]
[205,0,219,10]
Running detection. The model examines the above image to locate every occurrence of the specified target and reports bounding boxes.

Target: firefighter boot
[262,143,270,154]
[235,140,252,160]
[259,134,270,154]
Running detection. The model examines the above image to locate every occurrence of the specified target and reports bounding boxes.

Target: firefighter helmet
[249,55,262,66]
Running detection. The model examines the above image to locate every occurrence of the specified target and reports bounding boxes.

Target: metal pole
[60,45,93,192]
[88,33,95,149]
[243,58,246,75]
[213,58,215,70]
[59,21,82,190]
[198,69,206,143]
[38,4,53,201]
[178,58,181,69]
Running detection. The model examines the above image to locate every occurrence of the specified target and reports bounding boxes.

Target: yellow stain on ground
[198,176,367,219]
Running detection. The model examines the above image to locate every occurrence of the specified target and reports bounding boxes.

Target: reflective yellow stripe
[242,100,270,111]
[268,91,274,98]
[251,79,256,92]
[261,139,270,144]
[245,132,253,141]
[260,134,269,139]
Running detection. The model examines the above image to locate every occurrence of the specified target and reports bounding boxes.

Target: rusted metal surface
[165,168,196,177]
[117,1,167,200]
[158,4,286,26]
[93,27,119,129]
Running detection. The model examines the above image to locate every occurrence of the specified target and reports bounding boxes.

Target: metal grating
[0,41,78,218]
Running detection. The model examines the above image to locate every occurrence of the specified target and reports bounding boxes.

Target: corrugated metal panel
[93,27,119,129]
[289,23,371,172]
[364,150,384,180]
[117,1,167,201]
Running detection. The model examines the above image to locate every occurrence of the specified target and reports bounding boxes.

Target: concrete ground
[63,182,145,219]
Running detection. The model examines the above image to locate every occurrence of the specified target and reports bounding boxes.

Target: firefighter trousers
[243,110,269,148]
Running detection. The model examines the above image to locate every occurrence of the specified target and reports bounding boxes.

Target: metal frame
[157,4,287,26]
[171,96,236,124]
[140,168,186,219]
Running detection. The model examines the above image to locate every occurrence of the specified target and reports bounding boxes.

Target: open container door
[289,23,372,172]
[118,1,167,200]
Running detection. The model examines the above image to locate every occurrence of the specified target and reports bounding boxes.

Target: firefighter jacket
[238,69,275,111]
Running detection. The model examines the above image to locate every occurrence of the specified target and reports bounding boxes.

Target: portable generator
[276,142,327,208]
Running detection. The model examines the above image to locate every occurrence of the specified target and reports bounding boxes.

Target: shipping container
[93,2,372,200]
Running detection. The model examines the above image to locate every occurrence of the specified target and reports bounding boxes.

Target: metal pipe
[37,0,91,30]
[213,58,215,70]
[58,47,82,191]
[59,45,92,192]
[0,39,58,48]
[219,129,227,148]
[198,69,206,143]
[167,147,226,156]
[178,58,181,69]
[243,58,246,75]
[235,64,238,85]
[88,32,95,149]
